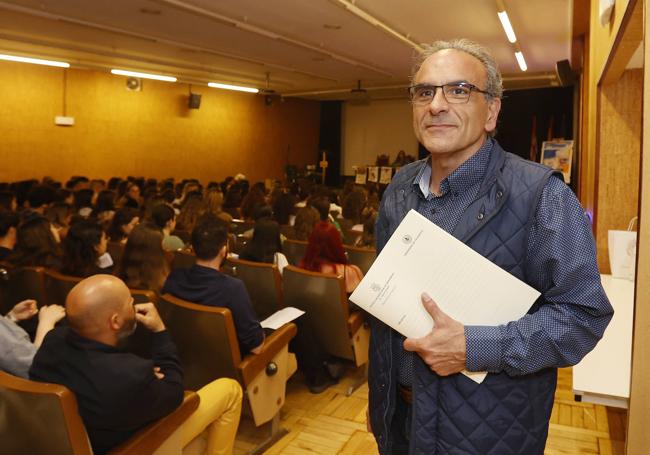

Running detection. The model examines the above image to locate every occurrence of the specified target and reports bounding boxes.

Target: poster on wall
[540,140,573,183]
[355,166,367,185]
[379,167,393,184]
[367,166,379,183]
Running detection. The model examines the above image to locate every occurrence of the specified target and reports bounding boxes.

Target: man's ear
[109,313,122,332]
[485,97,501,133]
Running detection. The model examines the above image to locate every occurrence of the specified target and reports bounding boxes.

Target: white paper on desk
[261,306,305,330]
[349,210,541,384]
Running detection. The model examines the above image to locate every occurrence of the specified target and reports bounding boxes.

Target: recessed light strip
[515,51,528,72]
[497,11,517,43]
[208,82,259,93]
[111,69,177,82]
[0,53,70,68]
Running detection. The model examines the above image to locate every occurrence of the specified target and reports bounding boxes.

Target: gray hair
[411,38,503,99]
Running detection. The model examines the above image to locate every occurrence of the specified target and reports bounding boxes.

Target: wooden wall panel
[627,4,650,451]
[0,62,320,183]
[595,69,642,272]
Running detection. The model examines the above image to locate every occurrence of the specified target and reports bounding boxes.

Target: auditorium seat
[171,250,197,269]
[44,270,82,307]
[282,239,307,266]
[279,224,295,239]
[0,265,48,313]
[282,265,370,395]
[344,245,377,275]
[0,370,200,455]
[227,257,283,320]
[157,294,297,429]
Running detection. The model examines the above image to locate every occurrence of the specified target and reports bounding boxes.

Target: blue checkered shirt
[397,138,613,384]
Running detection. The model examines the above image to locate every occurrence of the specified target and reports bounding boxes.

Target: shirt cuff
[464,325,503,372]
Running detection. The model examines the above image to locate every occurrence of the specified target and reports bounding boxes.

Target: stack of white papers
[350,210,540,383]
[260,306,305,330]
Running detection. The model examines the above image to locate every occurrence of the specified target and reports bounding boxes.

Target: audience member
[118,182,141,209]
[118,224,169,292]
[8,216,63,269]
[61,220,113,277]
[0,211,19,260]
[29,275,242,455]
[300,220,363,293]
[293,204,320,241]
[26,184,55,215]
[107,208,139,244]
[150,204,185,251]
[93,190,117,225]
[239,218,288,274]
[0,191,17,212]
[163,217,264,355]
[1,300,65,378]
[205,189,233,223]
[271,191,296,226]
[176,192,205,233]
[239,186,266,221]
[45,202,73,240]
[74,189,95,218]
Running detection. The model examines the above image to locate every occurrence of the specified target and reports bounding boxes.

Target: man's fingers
[403,337,419,352]
[421,293,446,324]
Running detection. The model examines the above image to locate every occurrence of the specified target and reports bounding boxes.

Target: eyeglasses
[407,82,492,105]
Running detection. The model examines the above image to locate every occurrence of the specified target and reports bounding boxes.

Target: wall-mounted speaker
[126,77,142,91]
[188,93,202,109]
[555,60,575,87]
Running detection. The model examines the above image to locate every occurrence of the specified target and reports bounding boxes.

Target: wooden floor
[234,367,626,454]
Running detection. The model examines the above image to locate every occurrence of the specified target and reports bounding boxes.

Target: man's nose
[428,87,449,114]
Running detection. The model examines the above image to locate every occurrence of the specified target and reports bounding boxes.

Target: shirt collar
[413,137,494,198]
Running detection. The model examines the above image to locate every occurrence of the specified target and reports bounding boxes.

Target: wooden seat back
[282,265,355,361]
[228,257,282,320]
[344,245,377,275]
[282,239,307,266]
[158,294,241,390]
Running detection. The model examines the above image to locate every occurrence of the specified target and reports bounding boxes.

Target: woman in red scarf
[300,220,363,293]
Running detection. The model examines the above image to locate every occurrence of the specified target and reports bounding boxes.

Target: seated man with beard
[30,275,243,455]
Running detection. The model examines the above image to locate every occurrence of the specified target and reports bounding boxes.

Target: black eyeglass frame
[407,82,493,105]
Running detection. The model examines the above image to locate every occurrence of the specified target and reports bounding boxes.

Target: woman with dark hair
[8,216,62,269]
[45,202,73,240]
[107,208,139,244]
[300,220,363,293]
[238,219,288,273]
[92,190,116,225]
[272,191,296,226]
[239,186,266,221]
[176,193,205,233]
[73,189,95,218]
[61,220,112,277]
[117,182,141,209]
[118,224,169,292]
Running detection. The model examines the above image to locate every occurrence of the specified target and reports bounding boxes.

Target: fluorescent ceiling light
[208,82,259,93]
[0,53,70,68]
[497,11,517,43]
[111,69,176,82]
[515,51,528,71]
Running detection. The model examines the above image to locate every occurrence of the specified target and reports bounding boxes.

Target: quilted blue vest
[369,142,560,454]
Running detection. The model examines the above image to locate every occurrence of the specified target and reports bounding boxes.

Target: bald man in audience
[30,275,243,455]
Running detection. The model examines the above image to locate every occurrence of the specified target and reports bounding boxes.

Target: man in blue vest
[367,38,614,454]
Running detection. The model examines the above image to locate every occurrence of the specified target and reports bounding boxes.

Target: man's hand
[403,293,467,376]
[153,366,165,380]
[38,305,66,327]
[7,300,38,321]
[135,302,166,333]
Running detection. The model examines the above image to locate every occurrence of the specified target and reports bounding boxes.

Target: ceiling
[0,0,572,100]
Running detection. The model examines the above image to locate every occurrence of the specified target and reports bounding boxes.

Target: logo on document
[402,234,413,244]
[371,283,381,292]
